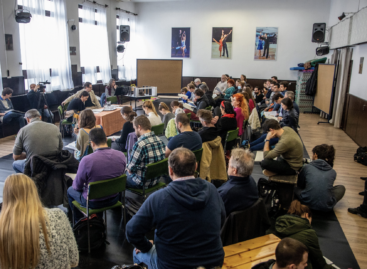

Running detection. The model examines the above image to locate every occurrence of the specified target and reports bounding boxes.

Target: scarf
[222,113,235,118]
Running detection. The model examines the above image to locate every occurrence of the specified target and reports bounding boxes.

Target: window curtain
[79,3,111,84]
[117,12,137,81]
[19,0,74,92]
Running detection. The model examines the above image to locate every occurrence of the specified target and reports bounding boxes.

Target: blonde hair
[0,174,50,269]
[158,102,170,112]
[143,100,158,117]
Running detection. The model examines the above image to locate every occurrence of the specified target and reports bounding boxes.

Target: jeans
[67,186,119,223]
[100,93,106,107]
[126,171,142,189]
[13,159,26,173]
[133,244,159,269]
[250,133,279,151]
[3,111,26,129]
[261,157,298,175]
[38,109,53,123]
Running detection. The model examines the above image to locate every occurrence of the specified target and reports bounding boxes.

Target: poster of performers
[254,27,278,60]
[211,27,233,59]
[171,28,190,58]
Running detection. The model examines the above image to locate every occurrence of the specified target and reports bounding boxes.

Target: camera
[38,80,51,92]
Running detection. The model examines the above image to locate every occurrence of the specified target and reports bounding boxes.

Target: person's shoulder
[45,208,68,222]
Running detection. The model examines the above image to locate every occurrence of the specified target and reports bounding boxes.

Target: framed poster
[171,27,190,58]
[212,27,232,59]
[254,27,278,60]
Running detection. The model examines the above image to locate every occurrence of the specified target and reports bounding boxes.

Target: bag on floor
[257,178,279,217]
[63,124,73,137]
[354,147,367,166]
[111,264,147,269]
[73,214,106,252]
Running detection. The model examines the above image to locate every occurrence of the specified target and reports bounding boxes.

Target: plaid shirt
[127,131,166,187]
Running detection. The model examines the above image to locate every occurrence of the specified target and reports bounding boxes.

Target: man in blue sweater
[126,147,225,269]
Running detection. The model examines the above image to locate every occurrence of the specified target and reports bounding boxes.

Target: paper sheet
[65,173,77,180]
[255,151,264,162]
[92,109,104,113]
[108,136,120,140]
[65,141,77,151]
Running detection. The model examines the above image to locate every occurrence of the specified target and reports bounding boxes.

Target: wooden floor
[0,112,366,267]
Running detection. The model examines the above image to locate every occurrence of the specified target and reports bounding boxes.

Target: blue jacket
[218,175,259,216]
[126,178,225,269]
[0,97,13,113]
[296,159,337,211]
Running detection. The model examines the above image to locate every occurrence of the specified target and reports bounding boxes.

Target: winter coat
[305,64,319,96]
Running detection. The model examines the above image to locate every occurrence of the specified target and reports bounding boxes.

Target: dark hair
[221,101,235,115]
[194,89,204,97]
[197,109,212,124]
[275,238,308,268]
[266,79,272,83]
[79,91,90,98]
[168,148,197,177]
[288,199,313,218]
[262,119,281,132]
[79,109,96,129]
[84,82,92,89]
[273,83,280,89]
[271,76,278,81]
[273,93,284,102]
[171,100,183,109]
[241,74,247,81]
[199,84,209,93]
[133,115,151,131]
[89,128,107,146]
[281,97,293,110]
[121,106,137,122]
[280,81,288,89]
[227,79,235,86]
[270,81,275,85]
[107,78,115,89]
[312,144,335,167]
[176,112,190,126]
[254,86,259,90]
[2,88,13,96]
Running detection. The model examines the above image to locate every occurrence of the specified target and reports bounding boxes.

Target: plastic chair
[57,105,73,138]
[151,123,164,136]
[71,174,127,253]
[223,128,239,153]
[106,96,118,104]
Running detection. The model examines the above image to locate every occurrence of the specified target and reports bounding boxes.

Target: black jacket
[280,108,298,132]
[205,91,215,107]
[218,116,237,148]
[195,95,210,112]
[115,121,135,152]
[305,64,319,96]
[27,90,43,109]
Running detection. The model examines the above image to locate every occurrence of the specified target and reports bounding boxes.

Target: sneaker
[262,169,278,177]
[348,207,367,218]
[361,177,367,180]
[359,191,365,196]
[242,140,249,148]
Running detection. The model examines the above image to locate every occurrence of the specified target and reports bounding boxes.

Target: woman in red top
[232,93,249,136]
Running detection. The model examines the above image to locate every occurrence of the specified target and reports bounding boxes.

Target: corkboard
[137,59,182,94]
[313,64,336,114]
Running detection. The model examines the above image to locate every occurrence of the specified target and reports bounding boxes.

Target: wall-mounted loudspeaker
[312,23,326,43]
[120,25,130,42]
[316,46,330,56]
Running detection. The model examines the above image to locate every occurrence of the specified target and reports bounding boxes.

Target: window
[18,0,73,92]
[79,3,111,84]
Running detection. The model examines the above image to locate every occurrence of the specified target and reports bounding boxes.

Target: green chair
[186,113,191,120]
[62,102,69,112]
[88,138,112,154]
[127,158,168,198]
[57,105,73,138]
[106,96,118,104]
[205,106,212,111]
[71,174,127,253]
[224,128,239,153]
[151,123,164,136]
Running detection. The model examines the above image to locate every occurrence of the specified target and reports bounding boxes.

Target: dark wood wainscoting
[344,94,367,147]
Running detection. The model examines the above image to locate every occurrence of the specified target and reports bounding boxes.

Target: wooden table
[94,108,126,136]
[222,234,281,269]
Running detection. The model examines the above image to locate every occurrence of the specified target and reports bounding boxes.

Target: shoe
[348,207,367,218]
[359,191,365,196]
[361,177,367,180]
[262,169,277,177]
[242,140,249,148]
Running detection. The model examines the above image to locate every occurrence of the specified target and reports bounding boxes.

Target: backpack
[257,178,280,217]
[354,147,367,166]
[73,214,106,252]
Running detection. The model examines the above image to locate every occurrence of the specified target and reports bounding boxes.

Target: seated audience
[180,87,191,103]
[27,84,53,122]
[296,144,345,211]
[199,84,215,107]
[348,178,367,218]
[12,109,62,173]
[240,74,247,83]
[279,81,288,96]
[279,98,298,132]
[100,78,118,107]
[260,119,303,176]
[243,87,255,113]
[216,74,228,93]
[252,238,308,269]
[254,86,264,104]
[143,100,162,126]
[165,113,202,157]
[272,93,284,117]
[126,116,166,189]
[214,101,237,148]
[215,79,236,107]
[0,174,78,269]
[74,109,102,161]
[112,106,137,152]
[65,90,89,123]
[165,101,184,139]
[285,91,300,116]
[232,93,249,137]
[194,78,202,89]
[218,148,258,216]
[197,109,219,143]
[187,84,196,102]
[158,102,175,129]
[62,82,101,109]
[271,76,278,83]
[271,200,333,269]
[126,148,225,269]
[236,79,245,92]
[0,87,26,130]
[193,89,210,112]
[68,128,125,222]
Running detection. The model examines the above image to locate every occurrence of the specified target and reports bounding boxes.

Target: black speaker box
[120,25,130,42]
[312,23,326,43]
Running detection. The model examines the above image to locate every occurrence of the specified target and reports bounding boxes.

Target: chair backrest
[151,123,164,136]
[226,128,239,143]
[57,106,64,120]
[107,138,112,148]
[205,106,212,111]
[63,102,69,112]
[145,158,169,181]
[193,148,203,164]
[88,174,127,200]
[186,113,191,120]
[106,96,118,104]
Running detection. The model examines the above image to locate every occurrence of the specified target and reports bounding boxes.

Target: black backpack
[73,214,106,252]
[257,178,279,217]
[354,147,367,166]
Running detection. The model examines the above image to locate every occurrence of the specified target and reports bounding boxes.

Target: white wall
[135,0,331,80]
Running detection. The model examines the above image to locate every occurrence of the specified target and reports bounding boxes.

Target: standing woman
[256,35,264,58]
[112,106,137,152]
[0,174,78,269]
[159,102,175,130]
[176,31,187,57]
[232,93,249,137]
[142,100,162,126]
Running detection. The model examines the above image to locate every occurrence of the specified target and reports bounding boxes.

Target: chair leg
[123,190,127,228]
[104,210,107,235]
[87,215,90,254]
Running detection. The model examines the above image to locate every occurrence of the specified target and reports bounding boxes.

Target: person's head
[89,128,107,150]
[243,86,254,101]
[228,148,254,177]
[271,76,278,82]
[266,79,272,87]
[273,93,284,104]
[30,84,37,91]
[0,174,50,269]
[108,78,116,89]
[181,87,188,94]
[240,74,247,82]
[280,81,288,92]
[168,147,197,180]
[79,109,96,129]
[220,100,235,115]
[275,238,309,269]
[254,86,260,95]
[312,144,335,167]
[199,84,210,93]
[79,90,90,102]
[197,109,213,127]
[288,200,313,224]
[194,78,201,86]
[24,109,41,123]
[281,97,294,111]
[188,84,196,92]
[242,91,251,103]
[225,74,230,79]
[120,106,137,122]
[175,113,190,133]
[1,87,13,99]
[133,115,151,137]
[232,93,248,118]
[84,82,92,92]
[142,100,158,116]
[221,74,227,82]
[227,79,235,88]
[272,83,280,92]
[262,119,281,136]
[285,91,295,101]
[170,100,183,113]
[158,102,171,115]
[194,89,204,99]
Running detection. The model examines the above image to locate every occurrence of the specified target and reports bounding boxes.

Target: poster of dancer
[212,27,232,59]
[254,27,278,60]
[171,28,190,58]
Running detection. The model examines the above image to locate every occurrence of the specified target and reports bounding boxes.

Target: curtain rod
[116,7,138,16]
[83,0,108,8]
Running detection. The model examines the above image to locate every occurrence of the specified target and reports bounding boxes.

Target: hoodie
[126,178,226,269]
[295,159,337,211]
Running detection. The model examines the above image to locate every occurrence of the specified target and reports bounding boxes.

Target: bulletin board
[313,64,336,115]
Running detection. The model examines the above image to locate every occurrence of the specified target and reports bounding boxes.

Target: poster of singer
[211,27,233,59]
[171,28,190,58]
[254,27,278,60]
